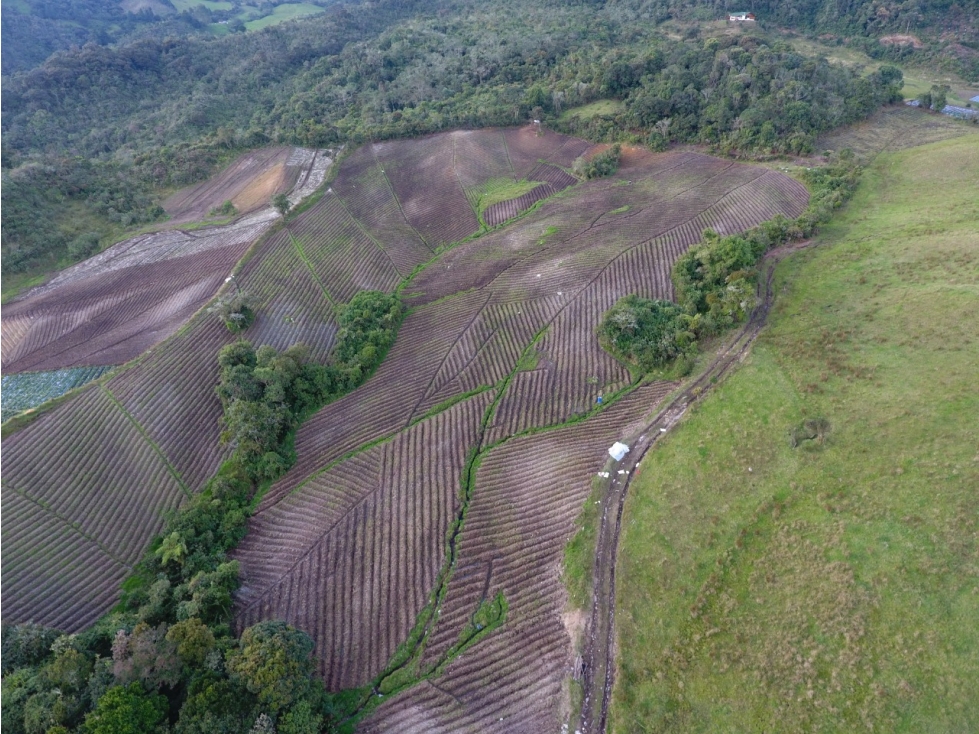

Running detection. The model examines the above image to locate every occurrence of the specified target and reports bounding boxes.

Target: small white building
[729,11,756,21]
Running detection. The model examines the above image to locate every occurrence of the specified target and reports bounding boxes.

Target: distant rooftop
[970,95,979,104]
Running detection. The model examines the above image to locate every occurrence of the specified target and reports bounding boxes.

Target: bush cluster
[597,295,695,369]
[601,154,862,371]
[576,144,622,180]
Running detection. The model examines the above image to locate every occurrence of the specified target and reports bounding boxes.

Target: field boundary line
[500,128,516,178]
[286,228,337,308]
[100,385,193,499]
[405,293,494,424]
[4,482,135,568]
[330,189,411,279]
[369,143,434,251]
[239,389,496,615]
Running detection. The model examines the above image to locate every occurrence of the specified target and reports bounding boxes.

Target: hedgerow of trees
[1,291,402,734]
[600,153,863,372]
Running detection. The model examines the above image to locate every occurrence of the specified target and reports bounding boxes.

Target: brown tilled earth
[162,147,296,223]
[3,128,809,734]
[2,147,322,374]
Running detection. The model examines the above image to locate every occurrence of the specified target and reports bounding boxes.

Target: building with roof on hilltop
[729,11,756,21]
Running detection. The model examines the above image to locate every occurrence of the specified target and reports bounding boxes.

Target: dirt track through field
[575,239,816,734]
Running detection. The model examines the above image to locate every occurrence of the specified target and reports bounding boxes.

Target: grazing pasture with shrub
[612,133,979,733]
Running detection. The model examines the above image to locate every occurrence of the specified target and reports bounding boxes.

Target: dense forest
[0,0,339,75]
[2,0,913,282]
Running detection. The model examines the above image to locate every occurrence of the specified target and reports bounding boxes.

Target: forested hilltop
[0,0,338,76]
[2,0,913,285]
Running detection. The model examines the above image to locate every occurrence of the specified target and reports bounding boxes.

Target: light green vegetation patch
[245,3,325,30]
[169,0,233,11]
[2,366,114,422]
[471,177,541,220]
[559,99,627,122]
[612,135,979,733]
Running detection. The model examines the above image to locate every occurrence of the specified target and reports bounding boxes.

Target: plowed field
[2,128,808,730]
[1,148,329,374]
[227,130,807,731]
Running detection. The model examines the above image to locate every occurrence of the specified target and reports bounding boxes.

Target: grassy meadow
[610,134,979,732]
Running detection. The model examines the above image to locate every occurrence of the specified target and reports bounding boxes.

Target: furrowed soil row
[504,127,591,177]
[483,183,557,227]
[107,316,232,490]
[331,147,433,273]
[451,129,515,203]
[363,384,674,733]
[1,386,188,630]
[237,228,338,361]
[376,133,478,247]
[2,244,246,372]
[234,392,493,690]
[290,195,403,301]
[255,290,490,512]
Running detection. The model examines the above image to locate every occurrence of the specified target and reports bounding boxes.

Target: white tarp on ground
[608,442,630,461]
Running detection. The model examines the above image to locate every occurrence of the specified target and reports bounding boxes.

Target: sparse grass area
[787,36,975,105]
[473,177,541,221]
[558,99,627,122]
[612,135,979,733]
[244,3,325,30]
[564,476,608,610]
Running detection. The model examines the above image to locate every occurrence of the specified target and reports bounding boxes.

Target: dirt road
[574,240,813,734]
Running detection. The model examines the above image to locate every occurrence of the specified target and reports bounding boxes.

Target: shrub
[598,295,695,369]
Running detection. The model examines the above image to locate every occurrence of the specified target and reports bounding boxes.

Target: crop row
[3,241,252,373]
[377,134,480,247]
[2,486,132,631]
[451,129,515,202]
[255,290,491,511]
[362,383,675,732]
[1,387,188,631]
[483,183,556,227]
[235,391,493,690]
[291,194,403,302]
[503,127,593,178]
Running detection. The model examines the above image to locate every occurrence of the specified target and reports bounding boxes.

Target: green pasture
[169,0,233,11]
[610,134,979,732]
[245,3,325,30]
[558,100,626,122]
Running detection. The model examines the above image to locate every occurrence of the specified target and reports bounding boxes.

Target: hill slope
[613,130,979,732]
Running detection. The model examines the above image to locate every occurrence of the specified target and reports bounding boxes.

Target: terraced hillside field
[1,148,332,375]
[2,128,808,731]
[226,130,809,731]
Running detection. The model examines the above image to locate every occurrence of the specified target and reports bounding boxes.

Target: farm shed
[942,104,979,120]
[729,11,756,21]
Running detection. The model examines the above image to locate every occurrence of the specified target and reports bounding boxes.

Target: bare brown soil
[880,34,924,48]
[2,148,327,374]
[162,147,296,224]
